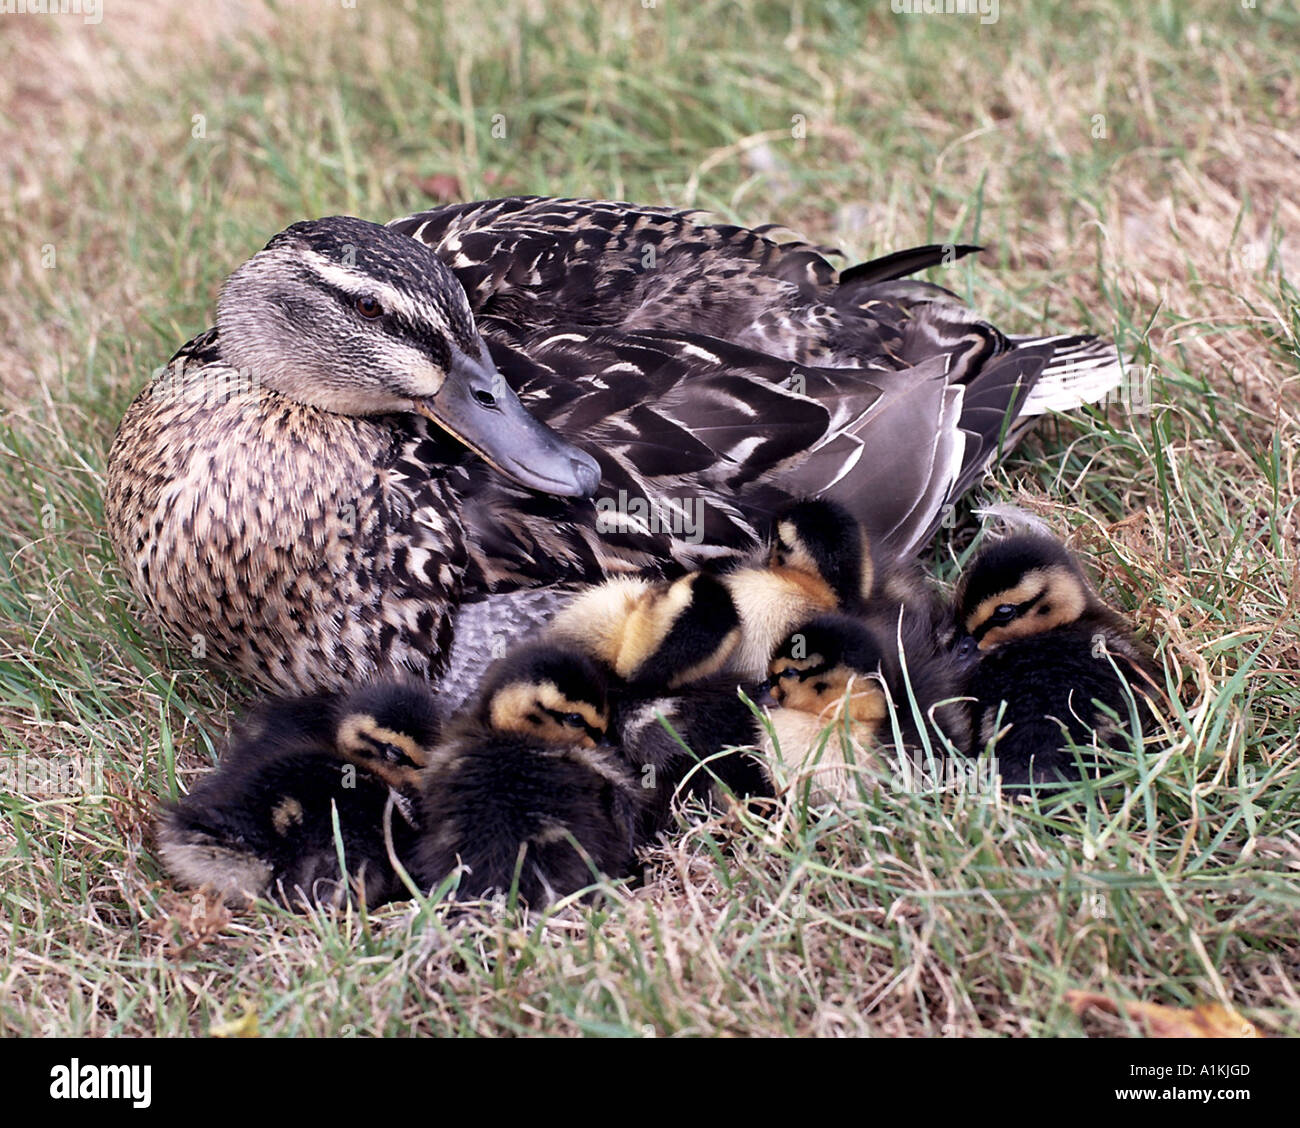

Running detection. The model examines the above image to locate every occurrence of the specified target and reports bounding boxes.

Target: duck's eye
[778,667,800,680]
[563,712,586,728]
[355,296,384,319]
[990,603,1017,625]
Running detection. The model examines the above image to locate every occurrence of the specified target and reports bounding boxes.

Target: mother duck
[104,196,1120,696]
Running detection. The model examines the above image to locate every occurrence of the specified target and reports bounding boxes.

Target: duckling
[106,199,1125,697]
[157,681,440,908]
[546,570,742,688]
[723,497,946,676]
[718,506,843,678]
[415,643,641,907]
[546,568,773,836]
[762,613,968,802]
[768,497,875,609]
[952,533,1162,788]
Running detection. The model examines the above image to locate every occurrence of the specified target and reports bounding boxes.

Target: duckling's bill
[414,345,601,498]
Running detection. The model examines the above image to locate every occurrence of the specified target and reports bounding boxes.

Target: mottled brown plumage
[106,197,1124,695]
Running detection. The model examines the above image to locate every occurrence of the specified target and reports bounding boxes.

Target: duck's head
[475,643,611,748]
[764,615,889,725]
[333,680,443,773]
[616,571,743,689]
[769,498,873,608]
[216,216,600,497]
[954,534,1092,655]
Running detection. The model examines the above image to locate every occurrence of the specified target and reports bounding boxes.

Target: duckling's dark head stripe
[774,614,884,676]
[957,533,1078,621]
[336,682,441,749]
[478,642,610,719]
[540,705,604,744]
[335,713,429,769]
[626,572,740,688]
[521,652,608,712]
[969,587,1046,643]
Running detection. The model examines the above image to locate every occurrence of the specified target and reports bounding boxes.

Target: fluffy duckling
[546,570,742,688]
[157,682,440,908]
[603,579,776,838]
[762,613,967,802]
[953,533,1162,788]
[723,498,946,677]
[547,570,773,832]
[415,643,641,907]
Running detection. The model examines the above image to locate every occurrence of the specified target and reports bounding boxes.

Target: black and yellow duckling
[545,568,771,839]
[762,614,968,802]
[721,497,947,676]
[157,681,440,908]
[415,643,641,907]
[546,527,954,815]
[106,198,1125,697]
[952,534,1162,788]
[717,500,848,678]
[546,570,742,688]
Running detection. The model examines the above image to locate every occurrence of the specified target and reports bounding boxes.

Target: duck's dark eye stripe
[775,657,828,680]
[350,731,416,766]
[394,315,451,370]
[320,285,453,369]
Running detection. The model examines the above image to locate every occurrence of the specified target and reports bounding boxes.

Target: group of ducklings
[159,502,1162,910]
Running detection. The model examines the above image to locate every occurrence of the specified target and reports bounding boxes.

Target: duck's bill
[415,349,601,498]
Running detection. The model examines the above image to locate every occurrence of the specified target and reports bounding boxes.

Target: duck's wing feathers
[389,195,841,324]
[391,197,1122,567]
[837,243,982,287]
[393,198,1123,403]
[452,326,1064,583]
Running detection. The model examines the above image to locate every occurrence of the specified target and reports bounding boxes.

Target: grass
[1,0,1297,1037]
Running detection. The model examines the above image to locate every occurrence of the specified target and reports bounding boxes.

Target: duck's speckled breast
[104,330,470,692]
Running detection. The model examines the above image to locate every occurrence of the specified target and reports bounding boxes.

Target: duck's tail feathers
[1013,333,1125,415]
[842,333,1122,557]
[838,243,983,287]
[953,338,1048,454]
[876,344,1051,557]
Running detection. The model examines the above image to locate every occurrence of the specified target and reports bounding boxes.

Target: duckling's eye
[379,742,411,765]
[563,713,586,728]
[778,667,800,680]
[990,604,1017,625]
[355,296,384,319]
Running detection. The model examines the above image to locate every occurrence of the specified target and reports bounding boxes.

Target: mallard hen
[105,196,1123,696]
